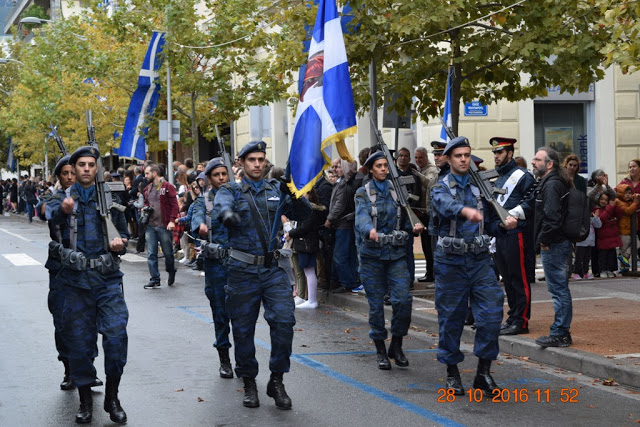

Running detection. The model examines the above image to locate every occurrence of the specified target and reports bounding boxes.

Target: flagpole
[166,59,174,185]
[369,58,378,147]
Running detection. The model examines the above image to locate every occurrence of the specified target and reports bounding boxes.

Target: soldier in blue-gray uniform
[46,146,129,424]
[191,157,233,379]
[38,156,105,391]
[430,137,517,397]
[490,137,536,336]
[214,141,311,410]
[355,151,424,370]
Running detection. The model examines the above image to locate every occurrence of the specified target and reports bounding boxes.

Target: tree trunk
[190,92,199,162]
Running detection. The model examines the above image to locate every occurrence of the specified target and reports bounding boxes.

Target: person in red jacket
[142,164,179,289]
[594,193,622,278]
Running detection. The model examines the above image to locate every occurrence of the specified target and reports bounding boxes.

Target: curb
[322,290,640,390]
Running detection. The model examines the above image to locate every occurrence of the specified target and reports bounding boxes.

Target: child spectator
[615,184,640,271]
[572,208,601,280]
[594,193,621,278]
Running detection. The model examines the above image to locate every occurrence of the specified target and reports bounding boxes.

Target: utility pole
[369,58,378,147]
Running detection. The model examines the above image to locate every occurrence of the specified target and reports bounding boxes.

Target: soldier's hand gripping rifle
[369,116,423,228]
[439,117,511,226]
[49,123,69,156]
[85,110,125,244]
[214,125,234,174]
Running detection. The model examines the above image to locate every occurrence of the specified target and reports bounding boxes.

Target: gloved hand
[220,211,240,227]
[279,177,295,199]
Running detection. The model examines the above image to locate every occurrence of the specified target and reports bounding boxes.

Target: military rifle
[369,116,423,228]
[49,124,69,156]
[438,117,510,226]
[85,110,125,244]
[214,125,234,175]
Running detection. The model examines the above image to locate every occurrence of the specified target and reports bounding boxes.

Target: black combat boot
[446,364,465,396]
[217,348,233,379]
[60,360,74,390]
[103,376,127,424]
[242,378,260,408]
[472,358,501,396]
[266,373,292,410]
[75,386,92,424]
[373,340,391,370]
[387,335,409,367]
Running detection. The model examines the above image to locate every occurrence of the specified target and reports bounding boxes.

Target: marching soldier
[490,137,536,335]
[355,151,424,370]
[191,158,233,379]
[430,137,517,397]
[214,141,311,409]
[38,156,103,391]
[47,146,129,424]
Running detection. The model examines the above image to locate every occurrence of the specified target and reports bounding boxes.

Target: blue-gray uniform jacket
[430,173,501,264]
[191,188,229,247]
[494,159,535,234]
[46,183,129,288]
[213,177,311,270]
[354,179,412,260]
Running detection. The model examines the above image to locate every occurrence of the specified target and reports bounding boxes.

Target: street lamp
[19,17,86,40]
[0,58,26,66]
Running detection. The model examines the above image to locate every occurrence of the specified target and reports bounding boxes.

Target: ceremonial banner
[119,31,166,161]
[440,65,453,143]
[288,0,357,197]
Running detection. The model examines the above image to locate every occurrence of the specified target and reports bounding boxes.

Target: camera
[140,205,153,225]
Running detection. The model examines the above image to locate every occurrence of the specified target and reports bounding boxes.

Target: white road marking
[611,353,640,359]
[120,253,147,263]
[2,253,41,266]
[0,228,29,242]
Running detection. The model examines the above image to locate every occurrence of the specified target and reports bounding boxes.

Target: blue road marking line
[291,353,466,427]
[177,305,465,426]
[302,349,438,356]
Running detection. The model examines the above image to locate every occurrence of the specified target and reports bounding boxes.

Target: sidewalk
[322,275,640,389]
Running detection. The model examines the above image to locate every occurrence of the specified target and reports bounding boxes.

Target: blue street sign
[464,101,488,116]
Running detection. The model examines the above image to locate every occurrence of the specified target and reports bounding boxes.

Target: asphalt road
[0,216,638,426]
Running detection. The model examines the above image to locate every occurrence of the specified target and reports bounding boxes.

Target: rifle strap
[204,191,214,242]
[241,191,269,260]
[70,198,79,250]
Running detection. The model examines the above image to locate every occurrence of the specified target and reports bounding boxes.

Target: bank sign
[464,101,488,116]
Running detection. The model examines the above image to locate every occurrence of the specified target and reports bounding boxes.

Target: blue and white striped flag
[6,137,16,172]
[119,31,166,161]
[288,0,357,197]
[440,65,453,143]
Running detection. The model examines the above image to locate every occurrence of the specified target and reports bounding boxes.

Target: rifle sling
[241,192,270,262]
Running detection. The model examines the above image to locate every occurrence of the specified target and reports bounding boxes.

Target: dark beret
[363,151,386,169]
[490,136,517,152]
[471,155,484,166]
[69,146,100,165]
[237,140,267,159]
[204,157,227,176]
[443,136,470,156]
[53,155,71,177]
[197,172,206,182]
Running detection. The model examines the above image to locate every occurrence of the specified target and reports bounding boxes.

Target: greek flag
[288,0,357,197]
[440,65,453,143]
[119,31,166,161]
[6,137,16,172]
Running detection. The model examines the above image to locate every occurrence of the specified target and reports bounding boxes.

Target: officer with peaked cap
[191,157,234,379]
[46,146,130,424]
[214,141,311,409]
[430,136,517,398]
[490,137,536,336]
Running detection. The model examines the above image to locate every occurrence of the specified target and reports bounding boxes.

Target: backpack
[561,187,591,243]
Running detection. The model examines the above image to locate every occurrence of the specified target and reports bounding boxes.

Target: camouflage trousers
[225,266,295,379]
[204,259,231,350]
[434,256,504,365]
[360,256,413,341]
[48,271,69,363]
[62,274,128,387]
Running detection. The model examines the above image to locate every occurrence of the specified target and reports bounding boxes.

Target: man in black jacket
[531,147,573,348]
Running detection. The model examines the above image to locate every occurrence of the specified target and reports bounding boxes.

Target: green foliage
[597,0,640,73]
